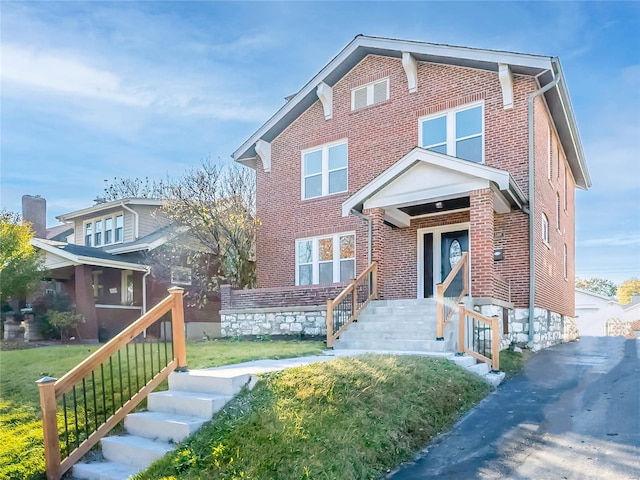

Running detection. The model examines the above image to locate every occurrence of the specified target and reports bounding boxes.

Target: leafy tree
[0,211,45,306]
[103,159,258,300]
[617,278,640,305]
[575,277,618,297]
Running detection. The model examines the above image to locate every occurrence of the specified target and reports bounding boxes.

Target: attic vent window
[351,78,389,111]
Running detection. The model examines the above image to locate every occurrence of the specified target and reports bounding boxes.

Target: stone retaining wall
[220,306,327,337]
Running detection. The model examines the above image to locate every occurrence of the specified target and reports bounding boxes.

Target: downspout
[350,208,372,266]
[142,267,151,314]
[120,202,139,239]
[527,64,561,345]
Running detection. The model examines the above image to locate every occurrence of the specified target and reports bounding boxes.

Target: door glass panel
[456,136,482,162]
[421,116,446,148]
[456,106,482,138]
[319,262,333,284]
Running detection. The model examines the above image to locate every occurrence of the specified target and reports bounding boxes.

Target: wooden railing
[436,252,469,340]
[326,262,377,347]
[457,304,500,372]
[37,287,187,480]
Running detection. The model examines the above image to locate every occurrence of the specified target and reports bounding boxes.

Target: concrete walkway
[388,337,640,480]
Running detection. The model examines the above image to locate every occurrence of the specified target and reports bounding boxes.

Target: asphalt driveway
[389,337,640,480]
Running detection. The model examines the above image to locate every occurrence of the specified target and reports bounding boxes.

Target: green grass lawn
[137,355,492,480]
[0,340,324,480]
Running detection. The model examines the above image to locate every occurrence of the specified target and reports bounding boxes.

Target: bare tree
[98,177,166,203]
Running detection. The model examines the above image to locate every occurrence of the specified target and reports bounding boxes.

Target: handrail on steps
[37,287,187,480]
[436,251,469,340]
[457,303,500,372]
[326,262,377,347]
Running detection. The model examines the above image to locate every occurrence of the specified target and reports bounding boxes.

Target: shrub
[46,310,83,342]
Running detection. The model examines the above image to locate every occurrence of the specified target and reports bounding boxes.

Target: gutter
[142,268,151,314]
[350,209,372,266]
[120,202,139,239]
[527,65,561,345]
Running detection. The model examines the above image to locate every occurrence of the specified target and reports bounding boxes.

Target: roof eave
[57,198,164,222]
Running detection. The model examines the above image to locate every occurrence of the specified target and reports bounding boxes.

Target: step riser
[147,391,230,418]
[125,414,206,443]
[369,300,438,308]
[366,309,437,316]
[168,372,251,395]
[73,462,139,480]
[339,331,440,341]
[101,438,171,469]
[356,316,437,324]
[334,340,448,352]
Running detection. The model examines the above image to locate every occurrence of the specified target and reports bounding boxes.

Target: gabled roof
[575,287,619,303]
[102,224,175,254]
[233,34,590,189]
[31,238,148,272]
[57,198,163,222]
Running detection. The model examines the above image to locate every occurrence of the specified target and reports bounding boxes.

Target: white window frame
[301,139,348,200]
[418,100,485,163]
[171,266,192,286]
[85,222,93,247]
[556,193,561,232]
[121,270,134,305]
[295,232,356,285]
[84,212,125,247]
[541,213,550,245]
[351,78,389,111]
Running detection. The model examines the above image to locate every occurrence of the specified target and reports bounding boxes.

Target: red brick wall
[532,97,576,316]
[220,283,346,310]
[253,54,572,312]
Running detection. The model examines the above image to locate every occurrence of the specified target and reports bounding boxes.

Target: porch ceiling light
[435,201,443,209]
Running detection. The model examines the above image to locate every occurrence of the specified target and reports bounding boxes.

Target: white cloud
[577,235,640,248]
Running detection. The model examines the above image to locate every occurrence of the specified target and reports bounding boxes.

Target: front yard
[0,340,324,480]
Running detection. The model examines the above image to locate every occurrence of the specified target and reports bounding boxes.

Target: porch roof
[31,238,149,273]
[342,147,528,228]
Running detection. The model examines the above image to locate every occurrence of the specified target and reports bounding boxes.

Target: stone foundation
[476,304,578,352]
[220,306,327,337]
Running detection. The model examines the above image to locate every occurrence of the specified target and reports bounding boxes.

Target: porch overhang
[342,147,528,228]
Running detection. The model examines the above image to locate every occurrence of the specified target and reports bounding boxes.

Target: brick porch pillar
[364,207,387,299]
[470,188,495,298]
[74,264,99,341]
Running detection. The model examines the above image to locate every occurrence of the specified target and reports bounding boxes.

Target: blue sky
[1,1,639,284]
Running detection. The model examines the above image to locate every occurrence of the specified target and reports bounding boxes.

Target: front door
[440,230,469,281]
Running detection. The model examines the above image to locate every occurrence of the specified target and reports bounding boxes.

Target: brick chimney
[22,195,46,238]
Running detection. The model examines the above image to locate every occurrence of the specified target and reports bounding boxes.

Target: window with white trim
[563,244,568,279]
[564,166,568,211]
[419,102,484,163]
[121,270,134,305]
[296,233,355,285]
[541,213,549,245]
[547,125,552,180]
[302,140,348,199]
[556,193,561,231]
[351,78,389,110]
[84,212,125,247]
[171,266,192,286]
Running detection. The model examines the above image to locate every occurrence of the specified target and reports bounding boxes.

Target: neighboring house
[575,289,640,337]
[28,197,220,342]
[223,35,591,351]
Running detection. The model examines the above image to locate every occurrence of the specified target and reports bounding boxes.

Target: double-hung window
[115,215,124,242]
[302,140,348,199]
[541,213,549,245]
[104,217,113,244]
[419,102,484,163]
[84,213,124,247]
[95,220,103,246]
[296,233,355,285]
[85,223,93,247]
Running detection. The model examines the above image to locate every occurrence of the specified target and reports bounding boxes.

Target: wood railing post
[463,253,469,296]
[37,377,61,480]
[168,287,187,371]
[491,316,500,372]
[326,299,334,348]
[351,278,358,317]
[436,283,444,340]
[458,304,466,355]
[372,263,378,299]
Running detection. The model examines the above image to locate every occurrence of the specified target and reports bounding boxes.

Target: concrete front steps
[330,299,504,386]
[72,369,246,480]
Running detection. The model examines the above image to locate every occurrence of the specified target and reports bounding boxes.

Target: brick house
[222,35,590,351]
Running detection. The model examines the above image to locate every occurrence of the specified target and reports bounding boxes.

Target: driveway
[389,337,640,480]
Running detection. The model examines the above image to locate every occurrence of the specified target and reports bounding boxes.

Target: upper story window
[296,232,355,285]
[556,193,561,231]
[302,140,348,200]
[84,213,124,247]
[419,102,484,163]
[541,213,549,245]
[351,78,389,110]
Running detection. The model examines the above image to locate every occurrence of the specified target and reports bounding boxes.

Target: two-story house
[31,197,220,342]
[221,35,590,352]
